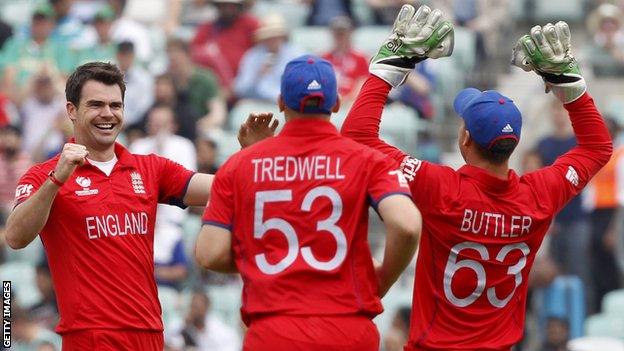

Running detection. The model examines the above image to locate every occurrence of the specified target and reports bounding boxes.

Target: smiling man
[4,62,216,350]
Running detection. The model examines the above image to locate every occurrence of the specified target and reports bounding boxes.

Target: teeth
[95,124,113,129]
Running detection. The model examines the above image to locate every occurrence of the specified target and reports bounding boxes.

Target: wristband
[48,170,65,187]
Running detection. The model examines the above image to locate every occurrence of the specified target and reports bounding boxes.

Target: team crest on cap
[307,80,322,90]
[501,124,514,133]
[130,172,146,194]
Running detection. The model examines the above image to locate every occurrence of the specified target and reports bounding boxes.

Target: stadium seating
[158,285,184,334]
[532,0,586,22]
[0,261,41,308]
[585,313,624,338]
[602,289,624,316]
[228,99,278,132]
[207,283,243,328]
[353,26,391,57]
[534,275,586,339]
[568,336,624,351]
[291,26,333,55]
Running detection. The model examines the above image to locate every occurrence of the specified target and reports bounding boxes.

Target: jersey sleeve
[155,156,196,208]
[529,93,613,214]
[13,164,48,207]
[367,150,412,210]
[202,158,235,230]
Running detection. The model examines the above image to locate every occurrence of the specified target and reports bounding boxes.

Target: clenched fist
[54,143,89,183]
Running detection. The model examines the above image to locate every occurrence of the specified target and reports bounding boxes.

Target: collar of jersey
[278,118,339,137]
[458,164,519,194]
[68,137,137,170]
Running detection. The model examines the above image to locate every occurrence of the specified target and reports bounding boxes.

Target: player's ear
[331,97,341,113]
[461,129,472,147]
[66,101,77,122]
[278,95,285,112]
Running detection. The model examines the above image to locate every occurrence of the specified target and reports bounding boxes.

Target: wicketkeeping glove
[370,4,454,87]
[511,21,586,103]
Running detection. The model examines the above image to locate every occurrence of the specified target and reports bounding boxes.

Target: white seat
[568,336,624,351]
[0,261,41,308]
[207,283,243,329]
[353,26,391,57]
[533,0,585,22]
[585,313,624,338]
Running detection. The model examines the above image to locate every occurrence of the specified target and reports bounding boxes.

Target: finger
[392,4,416,36]
[238,123,248,138]
[425,8,442,28]
[269,119,279,132]
[543,23,563,56]
[406,5,430,37]
[530,25,554,59]
[520,35,537,56]
[555,21,571,52]
[261,113,273,127]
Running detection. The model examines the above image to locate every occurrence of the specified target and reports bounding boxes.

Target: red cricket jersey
[202,118,411,324]
[342,76,612,351]
[14,142,194,334]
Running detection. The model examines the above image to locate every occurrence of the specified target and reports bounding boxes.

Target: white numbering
[443,241,530,308]
[254,186,347,274]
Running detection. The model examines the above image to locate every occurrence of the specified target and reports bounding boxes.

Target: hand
[54,143,88,183]
[511,21,586,103]
[370,4,454,87]
[237,112,279,148]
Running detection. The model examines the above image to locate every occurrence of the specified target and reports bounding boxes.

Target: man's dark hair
[116,40,134,54]
[65,62,126,106]
[475,138,518,165]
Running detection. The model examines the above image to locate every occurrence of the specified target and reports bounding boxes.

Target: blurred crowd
[0,0,624,350]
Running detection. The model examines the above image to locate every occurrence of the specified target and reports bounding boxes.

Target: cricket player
[341,5,613,350]
[195,54,422,351]
[4,62,264,350]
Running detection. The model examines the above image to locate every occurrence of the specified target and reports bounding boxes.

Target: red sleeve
[367,149,412,209]
[341,74,410,165]
[156,156,195,208]
[529,93,613,213]
[202,158,235,230]
[13,164,47,207]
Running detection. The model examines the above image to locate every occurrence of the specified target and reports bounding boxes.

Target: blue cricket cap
[453,88,522,149]
[281,55,338,115]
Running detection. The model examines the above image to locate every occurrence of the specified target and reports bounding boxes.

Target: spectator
[383,306,412,351]
[11,305,62,351]
[536,99,590,289]
[0,126,32,218]
[542,317,570,351]
[391,61,436,119]
[181,291,241,351]
[304,0,355,26]
[29,259,59,331]
[50,0,91,48]
[190,0,259,97]
[75,5,117,66]
[137,74,201,142]
[0,3,73,102]
[167,38,225,133]
[108,0,153,64]
[130,105,195,290]
[234,14,302,102]
[584,117,623,311]
[117,41,154,129]
[0,92,19,127]
[585,3,624,76]
[0,19,13,50]
[367,0,418,25]
[196,133,219,174]
[179,0,216,27]
[321,16,368,103]
[19,73,67,162]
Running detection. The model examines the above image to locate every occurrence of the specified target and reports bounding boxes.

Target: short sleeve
[156,156,195,208]
[14,165,48,207]
[367,150,412,210]
[202,159,235,230]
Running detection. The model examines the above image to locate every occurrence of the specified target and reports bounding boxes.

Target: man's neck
[468,159,509,180]
[75,138,116,162]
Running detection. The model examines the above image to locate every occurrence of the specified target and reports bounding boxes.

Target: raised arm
[6,143,88,249]
[512,22,613,210]
[341,4,454,164]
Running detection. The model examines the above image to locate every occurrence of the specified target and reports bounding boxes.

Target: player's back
[220,119,402,323]
[406,162,558,351]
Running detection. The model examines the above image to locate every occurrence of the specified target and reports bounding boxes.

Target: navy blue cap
[281,55,338,115]
[453,88,522,149]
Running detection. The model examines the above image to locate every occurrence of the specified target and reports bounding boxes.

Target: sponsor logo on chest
[130,172,146,194]
[75,176,99,196]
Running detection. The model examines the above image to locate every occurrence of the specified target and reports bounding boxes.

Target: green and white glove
[511,21,586,103]
[370,4,454,87]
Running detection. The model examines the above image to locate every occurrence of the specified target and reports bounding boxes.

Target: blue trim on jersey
[370,191,412,211]
[202,220,233,231]
[169,172,197,209]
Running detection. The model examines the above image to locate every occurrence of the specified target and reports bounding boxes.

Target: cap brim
[453,88,481,117]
